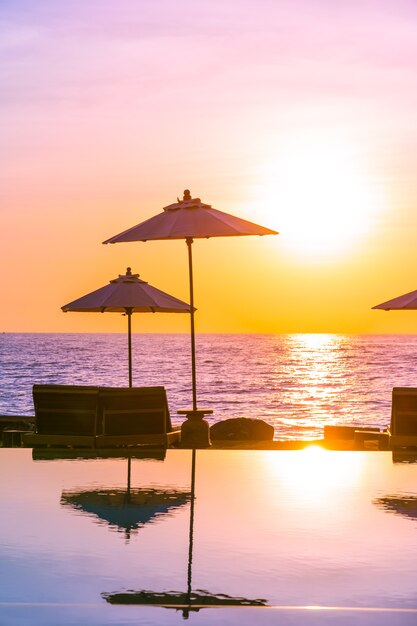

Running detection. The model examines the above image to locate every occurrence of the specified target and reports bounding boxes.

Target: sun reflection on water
[276,334,356,438]
[264,447,366,506]
[2,333,407,439]
[291,334,337,350]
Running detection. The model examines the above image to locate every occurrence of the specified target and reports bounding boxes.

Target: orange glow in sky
[2,1,417,334]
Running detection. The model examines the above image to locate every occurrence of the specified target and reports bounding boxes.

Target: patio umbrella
[103,190,278,410]
[373,289,417,311]
[61,267,192,387]
[60,451,190,541]
[61,486,191,541]
[103,589,268,614]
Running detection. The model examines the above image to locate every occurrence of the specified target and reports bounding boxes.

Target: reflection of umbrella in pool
[103,191,278,410]
[60,454,190,541]
[102,450,269,616]
[374,494,417,522]
[61,487,191,540]
[61,267,191,387]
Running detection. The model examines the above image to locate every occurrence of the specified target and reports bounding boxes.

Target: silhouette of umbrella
[61,486,191,540]
[374,494,417,522]
[103,190,278,410]
[373,289,417,312]
[61,267,191,387]
[102,450,269,616]
[60,452,190,541]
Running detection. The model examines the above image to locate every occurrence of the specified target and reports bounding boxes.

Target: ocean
[1,333,417,440]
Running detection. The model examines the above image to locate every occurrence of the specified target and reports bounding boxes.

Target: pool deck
[0,415,391,450]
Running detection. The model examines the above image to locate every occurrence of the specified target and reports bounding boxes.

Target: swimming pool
[1,448,416,625]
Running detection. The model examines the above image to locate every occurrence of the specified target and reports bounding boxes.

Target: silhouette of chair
[96,386,180,448]
[389,387,417,449]
[23,384,100,448]
[23,385,180,448]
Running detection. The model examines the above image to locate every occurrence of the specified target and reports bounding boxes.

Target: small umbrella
[60,451,190,541]
[103,190,278,410]
[61,267,192,387]
[61,487,191,540]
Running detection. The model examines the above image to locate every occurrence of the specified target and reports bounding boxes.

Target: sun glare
[253,134,382,258]
[265,448,365,507]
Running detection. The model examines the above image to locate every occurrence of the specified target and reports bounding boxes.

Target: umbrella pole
[126,308,133,388]
[186,238,197,411]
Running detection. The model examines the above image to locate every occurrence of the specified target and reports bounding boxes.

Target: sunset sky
[2,0,417,334]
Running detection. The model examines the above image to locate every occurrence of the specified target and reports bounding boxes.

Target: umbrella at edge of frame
[373,288,417,311]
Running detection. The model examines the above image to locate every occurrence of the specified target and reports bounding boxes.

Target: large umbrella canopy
[373,289,417,311]
[62,267,192,386]
[102,191,278,242]
[103,191,278,409]
[103,589,268,613]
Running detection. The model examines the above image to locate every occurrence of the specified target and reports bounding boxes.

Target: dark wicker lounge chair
[23,384,180,448]
[96,386,180,448]
[389,387,417,449]
[24,385,99,448]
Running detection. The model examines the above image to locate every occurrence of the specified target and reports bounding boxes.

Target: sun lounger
[95,386,180,448]
[23,384,180,449]
[23,385,100,448]
[389,387,417,449]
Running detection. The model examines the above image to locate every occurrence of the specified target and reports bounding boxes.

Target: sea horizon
[3,331,417,336]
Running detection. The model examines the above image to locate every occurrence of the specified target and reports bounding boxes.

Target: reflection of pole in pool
[126,455,132,501]
[184,448,196,619]
[123,455,132,542]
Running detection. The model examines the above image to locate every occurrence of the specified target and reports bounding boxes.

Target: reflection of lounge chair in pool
[24,385,180,448]
[389,387,417,450]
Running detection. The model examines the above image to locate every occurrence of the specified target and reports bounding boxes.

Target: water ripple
[1,333,417,439]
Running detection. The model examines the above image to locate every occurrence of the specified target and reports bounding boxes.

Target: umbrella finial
[126,267,132,276]
[183,189,191,201]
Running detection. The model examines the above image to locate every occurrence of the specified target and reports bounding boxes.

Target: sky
[1,0,417,334]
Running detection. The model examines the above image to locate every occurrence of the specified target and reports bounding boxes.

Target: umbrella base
[179,409,212,449]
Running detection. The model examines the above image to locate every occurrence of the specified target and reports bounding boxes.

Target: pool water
[1,448,417,625]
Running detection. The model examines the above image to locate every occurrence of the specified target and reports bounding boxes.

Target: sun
[252,133,382,258]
